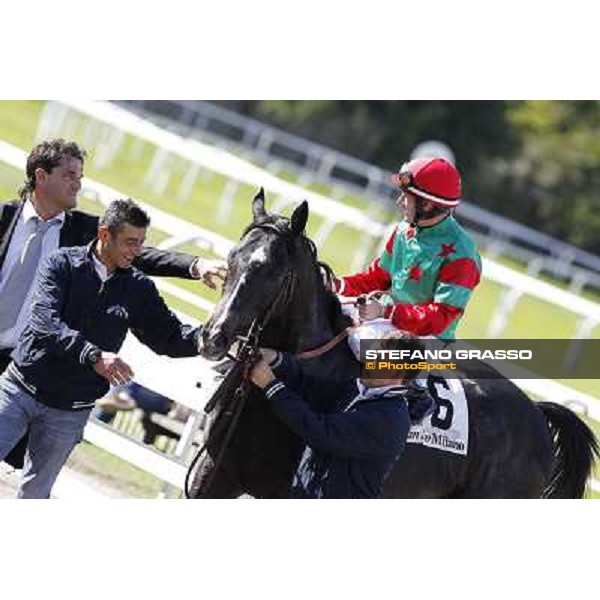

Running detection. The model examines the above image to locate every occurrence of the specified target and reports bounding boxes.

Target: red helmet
[391,157,462,208]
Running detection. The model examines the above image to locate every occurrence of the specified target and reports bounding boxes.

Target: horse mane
[317,260,353,333]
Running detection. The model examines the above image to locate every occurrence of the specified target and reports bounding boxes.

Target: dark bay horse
[193,188,599,498]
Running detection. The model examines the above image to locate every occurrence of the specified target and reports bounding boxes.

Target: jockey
[334,157,481,341]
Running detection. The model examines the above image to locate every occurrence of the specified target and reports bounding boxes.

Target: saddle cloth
[408,375,469,456]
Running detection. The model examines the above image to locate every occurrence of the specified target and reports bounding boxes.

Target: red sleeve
[334,258,392,296]
[334,228,397,296]
[438,258,481,289]
[384,302,463,336]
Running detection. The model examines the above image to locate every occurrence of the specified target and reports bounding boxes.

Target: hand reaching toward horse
[192,258,228,290]
[94,352,135,386]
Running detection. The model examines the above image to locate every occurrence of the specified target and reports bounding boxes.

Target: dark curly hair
[19,139,86,199]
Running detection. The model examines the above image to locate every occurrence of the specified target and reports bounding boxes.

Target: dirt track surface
[0,463,129,499]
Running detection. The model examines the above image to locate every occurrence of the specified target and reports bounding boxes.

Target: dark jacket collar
[84,239,132,278]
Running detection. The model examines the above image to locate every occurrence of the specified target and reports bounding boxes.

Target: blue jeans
[94,382,172,424]
[0,374,91,499]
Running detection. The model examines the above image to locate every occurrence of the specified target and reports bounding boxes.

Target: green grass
[0,161,24,199]
[480,247,600,305]
[66,440,174,498]
[0,101,41,149]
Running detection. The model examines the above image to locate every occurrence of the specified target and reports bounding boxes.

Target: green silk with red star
[378,216,481,340]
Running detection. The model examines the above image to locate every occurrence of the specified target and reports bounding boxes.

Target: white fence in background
[38,100,388,274]
[1,131,599,495]
[118,99,600,294]
[33,101,600,345]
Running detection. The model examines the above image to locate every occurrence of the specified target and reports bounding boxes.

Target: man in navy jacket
[0,199,202,498]
[0,138,226,467]
[247,334,427,499]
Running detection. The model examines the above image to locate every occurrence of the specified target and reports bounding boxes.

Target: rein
[183,319,263,499]
[296,291,380,359]
[184,231,297,498]
[184,219,353,498]
[296,328,351,360]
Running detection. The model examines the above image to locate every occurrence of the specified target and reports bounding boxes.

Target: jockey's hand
[94,353,134,386]
[359,300,386,322]
[192,258,228,290]
[247,358,276,389]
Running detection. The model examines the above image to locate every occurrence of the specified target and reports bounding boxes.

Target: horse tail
[538,402,599,498]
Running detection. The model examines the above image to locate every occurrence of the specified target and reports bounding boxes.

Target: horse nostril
[212,333,227,351]
[201,329,229,359]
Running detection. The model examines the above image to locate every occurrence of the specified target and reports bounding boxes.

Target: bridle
[184,219,359,497]
[184,220,360,497]
[184,223,297,498]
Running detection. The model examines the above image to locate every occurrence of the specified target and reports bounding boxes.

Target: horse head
[199,188,316,360]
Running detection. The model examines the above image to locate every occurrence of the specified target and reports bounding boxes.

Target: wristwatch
[88,348,102,366]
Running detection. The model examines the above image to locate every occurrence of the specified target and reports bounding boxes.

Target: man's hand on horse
[359,299,386,322]
[258,348,279,365]
[94,353,135,386]
[247,357,276,389]
[192,258,228,290]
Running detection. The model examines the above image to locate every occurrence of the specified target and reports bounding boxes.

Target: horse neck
[263,265,335,353]
[295,280,336,351]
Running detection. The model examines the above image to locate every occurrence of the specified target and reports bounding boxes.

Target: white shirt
[355,379,407,399]
[338,379,409,413]
[91,251,113,282]
[0,200,65,350]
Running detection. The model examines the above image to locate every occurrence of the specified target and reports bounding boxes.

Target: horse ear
[290,200,309,235]
[252,187,266,221]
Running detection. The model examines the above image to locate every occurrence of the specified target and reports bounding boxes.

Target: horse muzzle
[199,328,231,361]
